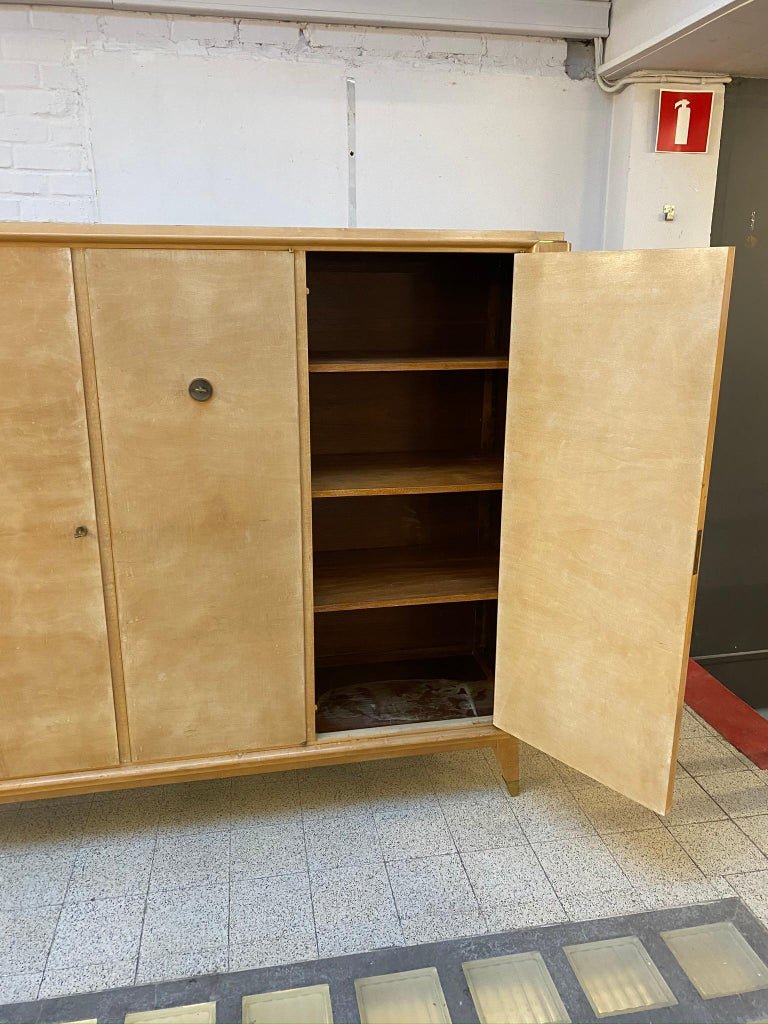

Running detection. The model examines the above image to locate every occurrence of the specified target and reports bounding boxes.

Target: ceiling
[600,0,768,80]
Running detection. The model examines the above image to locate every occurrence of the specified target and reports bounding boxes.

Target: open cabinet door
[494,248,733,814]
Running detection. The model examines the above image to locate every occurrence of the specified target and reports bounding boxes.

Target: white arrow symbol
[674,98,691,145]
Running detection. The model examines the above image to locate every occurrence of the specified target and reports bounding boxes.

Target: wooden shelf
[313,547,499,613]
[308,353,508,373]
[312,453,504,498]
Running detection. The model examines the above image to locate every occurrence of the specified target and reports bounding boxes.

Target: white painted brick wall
[0,4,573,222]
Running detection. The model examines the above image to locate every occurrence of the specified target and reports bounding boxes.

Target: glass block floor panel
[662,921,768,999]
[564,936,676,1017]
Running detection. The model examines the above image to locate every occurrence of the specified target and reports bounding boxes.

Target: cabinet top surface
[0,223,564,250]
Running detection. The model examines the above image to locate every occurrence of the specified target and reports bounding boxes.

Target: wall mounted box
[0,226,733,814]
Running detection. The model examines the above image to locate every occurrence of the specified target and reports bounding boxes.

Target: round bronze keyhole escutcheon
[189,378,213,402]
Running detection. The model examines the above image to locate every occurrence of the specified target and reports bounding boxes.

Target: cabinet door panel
[494,248,733,813]
[85,249,306,761]
[1,247,119,779]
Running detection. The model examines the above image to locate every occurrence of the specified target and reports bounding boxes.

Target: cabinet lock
[189,378,213,402]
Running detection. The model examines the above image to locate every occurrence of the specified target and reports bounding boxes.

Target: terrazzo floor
[3,706,768,1006]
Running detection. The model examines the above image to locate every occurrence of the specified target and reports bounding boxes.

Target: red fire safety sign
[656,89,714,153]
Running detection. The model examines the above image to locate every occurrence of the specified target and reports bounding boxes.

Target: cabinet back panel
[312,493,500,554]
[0,247,119,779]
[315,604,479,665]
[85,248,307,762]
[310,371,490,456]
[307,252,513,358]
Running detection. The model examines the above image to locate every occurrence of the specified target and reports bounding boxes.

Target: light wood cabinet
[0,227,733,815]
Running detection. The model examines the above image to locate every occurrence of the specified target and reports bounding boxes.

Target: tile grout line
[129,806,160,986]
[36,794,96,998]
[297,773,321,959]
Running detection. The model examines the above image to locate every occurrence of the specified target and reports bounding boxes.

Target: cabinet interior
[306,250,514,734]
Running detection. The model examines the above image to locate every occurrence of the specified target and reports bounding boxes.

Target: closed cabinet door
[494,247,734,814]
[84,249,307,762]
[1,247,119,779]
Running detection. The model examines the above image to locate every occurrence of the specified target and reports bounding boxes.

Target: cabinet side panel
[85,248,307,762]
[0,246,119,779]
[494,247,733,813]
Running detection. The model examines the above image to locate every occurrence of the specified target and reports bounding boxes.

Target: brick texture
[0,4,568,222]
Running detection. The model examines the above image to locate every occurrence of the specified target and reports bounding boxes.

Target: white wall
[603,83,725,249]
[0,4,731,250]
[0,5,612,248]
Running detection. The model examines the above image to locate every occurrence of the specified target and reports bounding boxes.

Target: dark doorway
[693,78,768,710]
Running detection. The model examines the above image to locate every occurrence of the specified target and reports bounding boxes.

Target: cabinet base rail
[0,722,518,804]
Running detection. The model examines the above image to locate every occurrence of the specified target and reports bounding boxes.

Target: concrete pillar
[602,82,726,249]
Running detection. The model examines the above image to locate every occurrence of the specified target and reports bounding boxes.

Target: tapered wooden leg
[495,733,520,797]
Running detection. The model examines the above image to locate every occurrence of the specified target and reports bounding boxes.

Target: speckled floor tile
[0,850,75,909]
[602,827,704,887]
[508,783,595,847]
[299,765,372,820]
[149,832,229,893]
[373,803,455,862]
[516,744,564,784]
[461,845,555,905]
[229,873,316,968]
[462,845,565,932]
[39,958,137,999]
[660,773,728,826]
[47,895,145,970]
[698,770,768,818]
[737,815,768,856]
[136,947,228,985]
[486,893,568,932]
[67,838,154,903]
[303,813,382,870]
[572,784,663,835]
[82,788,165,844]
[672,820,768,875]
[311,863,403,957]
[229,937,318,974]
[0,905,60,974]
[358,758,437,805]
[439,794,526,853]
[387,854,486,943]
[680,710,714,741]
[560,887,652,921]
[534,834,629,897]
[0,972,40,1005]
[551,760,602,790]
[423,751,502,797]
[230,822,307,879]
[156,781,232,836]
[639,876,735,910]
[6,799,92,852]
[728,870,768,921]
[678,735,749,777]
[142,883,228,957]
[231,773,301,828]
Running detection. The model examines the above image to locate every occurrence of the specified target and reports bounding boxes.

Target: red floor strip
[686,658,768,769]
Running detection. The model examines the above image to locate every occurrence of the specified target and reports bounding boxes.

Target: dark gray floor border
[3,898,768,1024]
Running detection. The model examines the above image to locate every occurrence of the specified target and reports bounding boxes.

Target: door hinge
[693,529,703,575]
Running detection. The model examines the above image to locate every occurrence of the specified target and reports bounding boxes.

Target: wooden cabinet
[0,227,733,815]
[0,247,119,779]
